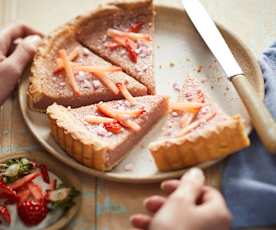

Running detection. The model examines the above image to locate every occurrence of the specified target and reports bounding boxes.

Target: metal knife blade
[181,0,243,78]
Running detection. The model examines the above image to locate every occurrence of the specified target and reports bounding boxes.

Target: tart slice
[28,25,147,111]
[47,95,169,171]
[76,0,155,94]
[149,77,250,171]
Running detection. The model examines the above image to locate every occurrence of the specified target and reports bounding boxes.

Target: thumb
[171,168,205,204]
[181,167,205,185]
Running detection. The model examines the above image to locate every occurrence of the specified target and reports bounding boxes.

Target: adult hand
[0,24,42,105]
[130,168,231,230]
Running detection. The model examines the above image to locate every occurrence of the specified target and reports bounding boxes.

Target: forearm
[0,63,19,105]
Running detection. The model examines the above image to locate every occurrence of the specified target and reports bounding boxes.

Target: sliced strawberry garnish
[0,206,11,224]
[75,64,121,95]
[104,41,121,50]
[85,115,116,125]
[38,164,50,184]
[177,112,217,137]
[125,39,138,63]
[170,102,204,113]
[17,189,31,202]
[179,113,195,128]
[104,121,122,134]
[10,171,40,190]
[0,181,18,203]
[110,35,138,63]
[59,49,81,96]
[76,65,122,73]
[93,71,120,95]
[54,47,79,74]
[117,108,146,118]
[116,82,136,104]
[27,182,43,201]
[128,22,144,33]
[17,199,48,226]
[48,178,57,191]
[107,29,151,42]
[97,103,141,131]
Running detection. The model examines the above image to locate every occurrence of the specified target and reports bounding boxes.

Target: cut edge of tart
[149,77,250,171]
[47,95,169,171]
[75,0,156,94]
[28,13,148,112]
[149,115,249,171]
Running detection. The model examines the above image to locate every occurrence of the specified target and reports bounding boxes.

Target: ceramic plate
[0,152,81,229]
[18,5,264,183]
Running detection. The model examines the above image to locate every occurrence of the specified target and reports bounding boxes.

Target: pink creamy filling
[70,99,147,142]
[163,80,229,139]
[65,95,166,167]
[49,47,104,94]
[100,19,153,77]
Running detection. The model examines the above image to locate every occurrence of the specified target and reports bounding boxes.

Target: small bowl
[0,151,82,230]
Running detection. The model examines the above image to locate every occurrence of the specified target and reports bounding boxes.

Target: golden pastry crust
[149,115,250,171]
[47,103,108,171]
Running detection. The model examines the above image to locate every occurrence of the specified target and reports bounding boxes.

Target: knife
[182,0,276,153]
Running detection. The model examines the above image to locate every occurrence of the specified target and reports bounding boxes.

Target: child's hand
[130,168,231,230]
[0,24,42,105]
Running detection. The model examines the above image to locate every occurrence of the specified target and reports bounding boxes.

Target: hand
[0,24,42,105]
[130,168,231,230]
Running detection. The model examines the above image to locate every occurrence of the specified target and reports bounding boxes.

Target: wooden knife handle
[232,74,276,153]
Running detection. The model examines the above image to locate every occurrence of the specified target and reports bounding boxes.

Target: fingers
[144,196,166,213]
[5,35,41,74]
[0,53,5,62]
[160,167,205,196]
[130,214,152,230]
[0,23,42,57]
[200,186,230,212]
[160,179,180,195]
[171,168,205,204]
[197,186,232,230]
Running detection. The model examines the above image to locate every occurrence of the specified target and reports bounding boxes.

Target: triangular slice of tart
[75,0,155,94]
[47,95,168,171]
[149,77,250,171]
[28,25,147,111]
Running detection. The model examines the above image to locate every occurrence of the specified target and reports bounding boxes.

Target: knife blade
[182,0,276,153]
[182,0,243,78]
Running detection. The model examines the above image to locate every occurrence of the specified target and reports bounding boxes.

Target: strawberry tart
[27,0,250,173]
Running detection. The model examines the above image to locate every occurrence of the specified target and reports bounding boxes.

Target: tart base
[47,95,169,171]
[48,109,108,171]
[149,115,250,171]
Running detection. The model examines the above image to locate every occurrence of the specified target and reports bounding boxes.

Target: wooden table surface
[0,0,276,229]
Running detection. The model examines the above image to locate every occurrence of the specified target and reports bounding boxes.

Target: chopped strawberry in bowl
[0,155,80,229]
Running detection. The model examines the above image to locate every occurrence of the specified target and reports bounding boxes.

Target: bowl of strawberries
[0,152,81,229]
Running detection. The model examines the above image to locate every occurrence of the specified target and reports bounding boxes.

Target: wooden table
[0,0,276,229]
